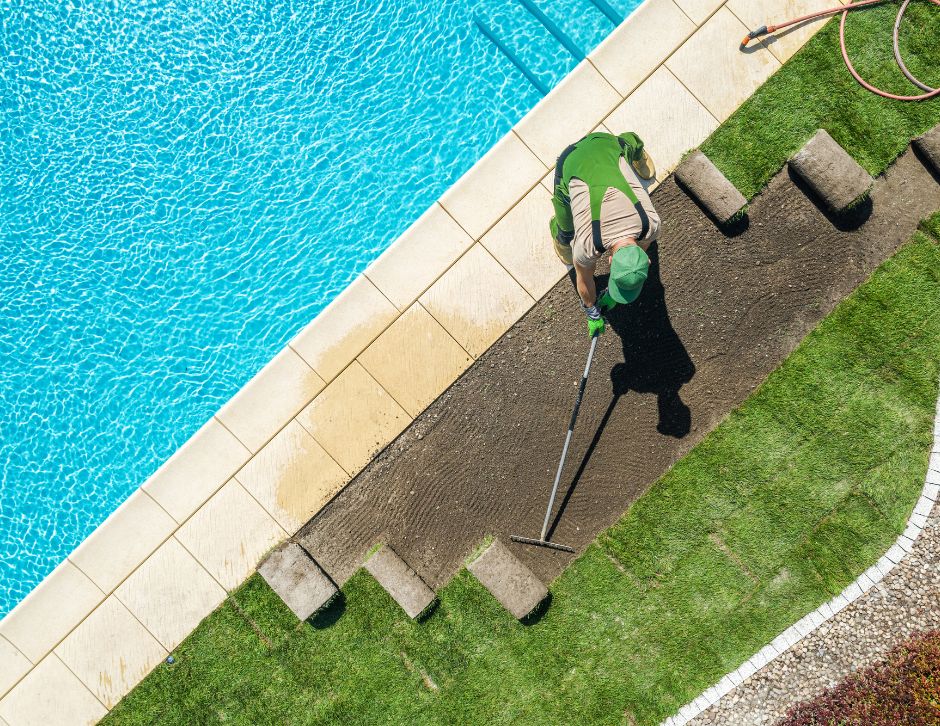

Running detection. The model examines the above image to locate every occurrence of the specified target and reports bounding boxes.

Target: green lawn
[106,217,940,725]
[701,0,940,198]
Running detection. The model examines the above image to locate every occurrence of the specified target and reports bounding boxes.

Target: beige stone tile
[176,480,287,589]
[420,244,534,359]
[55,596,166,708]
[0,561,103,664]
[216,347,325,453]
[296,361,411,477]
[143,416,252,524]
[591,0,697,96]
[115,537,226,651]
[290,275,399,383]
[605,66,719,176]
[0,655,105,726]
[440,131,548,240]
[666,7,781,122]
[234,420,349,533]
[0,636,30,699]
[358,304,473,417]
[515,61,622,167]
[480,185,564,301]
[365,203,475,311]
[727,0,843,63]
[68,489,175,594]
[673,0,725,24]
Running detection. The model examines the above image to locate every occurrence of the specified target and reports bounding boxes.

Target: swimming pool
[0,0,635,616]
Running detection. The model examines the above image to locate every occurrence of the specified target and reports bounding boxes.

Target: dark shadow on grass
[520,592,553,626]
[549,242,694,539]
[786,165,874,231]
[307,592,346,629]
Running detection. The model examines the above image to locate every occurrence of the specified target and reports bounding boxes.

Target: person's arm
[574,260,597,307]
[617,132,645,163]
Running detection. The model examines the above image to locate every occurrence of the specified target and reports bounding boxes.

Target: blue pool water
[0,0,635,615]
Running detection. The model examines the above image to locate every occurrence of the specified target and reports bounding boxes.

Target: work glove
[597,287,617,314]
[583,303,605,338]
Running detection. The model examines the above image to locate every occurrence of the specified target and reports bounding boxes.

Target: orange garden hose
[740,0,940,100]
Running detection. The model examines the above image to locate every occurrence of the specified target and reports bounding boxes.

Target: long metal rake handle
[539,333,599,541]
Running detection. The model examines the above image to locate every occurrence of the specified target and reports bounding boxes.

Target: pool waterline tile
[142,416,252,524]
[666,7,781,122]
[290,275,399,383]
[68,489,176,594]
[480,184,565,301]
[365,203,475,312]
[0,560,104,664]
[439,131,549,241]
[296,361,411,478]
[216,346,325,454]
[358,303,473,417]
[0,655,106,726]
[234,420,349,533]
[514,60,623,167]
[419,244,534,359]
[176,480,287,590]
[0,636,30,700]
[115,537,226,651]
[591,0,697,97]
[55,596,166,709]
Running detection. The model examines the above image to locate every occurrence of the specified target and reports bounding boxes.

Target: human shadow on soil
[547,242,694,540]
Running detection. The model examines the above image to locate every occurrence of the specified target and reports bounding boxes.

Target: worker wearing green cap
[549,131,659,337]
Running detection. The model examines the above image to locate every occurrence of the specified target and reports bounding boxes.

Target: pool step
[467,539,548,620]
[364,545,437,619]
[258,542,337,621]
[789,129,873,214]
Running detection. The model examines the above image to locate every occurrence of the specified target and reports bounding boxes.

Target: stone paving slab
[0,636,30,700]
[258,542,337,621]
[467,540,548,620]
[0,655,106,726]
[364,545,436,619]
[913,122,940,174]
[674,150,748,224]
[788,129,874,213]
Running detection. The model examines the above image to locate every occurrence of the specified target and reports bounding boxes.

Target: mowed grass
[701,0,940,198]
[106,220,940,725]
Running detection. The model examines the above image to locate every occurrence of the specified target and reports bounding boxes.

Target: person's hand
[597,288,617,314]
[584,304,605,337]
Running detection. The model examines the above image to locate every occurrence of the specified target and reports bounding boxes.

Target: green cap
[608,245,650,304]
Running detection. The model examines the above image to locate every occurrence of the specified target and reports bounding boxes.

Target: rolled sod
[467,539,548,620]
[674,150,747,224]
[788,129,873,213]
[258,542,337,621]
[913,123,940,174]
[363,545,436,619]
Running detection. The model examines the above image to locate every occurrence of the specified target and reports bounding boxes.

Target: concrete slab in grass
[467,539,548,620]
[0,655,106,726]
[913,123,940,174]
[258,542,337,621]
[364,545,436,619]
[674,150,748,224]
[789,129,874,213]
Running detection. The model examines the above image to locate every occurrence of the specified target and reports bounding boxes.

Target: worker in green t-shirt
[550,132,659,337]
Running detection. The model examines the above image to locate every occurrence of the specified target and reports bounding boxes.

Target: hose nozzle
[740,25,769,50]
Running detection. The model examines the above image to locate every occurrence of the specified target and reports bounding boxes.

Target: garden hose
[740,0,940,100]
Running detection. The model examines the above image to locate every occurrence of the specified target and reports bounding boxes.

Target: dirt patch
[298,150,940,590]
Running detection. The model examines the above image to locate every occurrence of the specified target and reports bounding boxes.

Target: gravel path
[684,424,940,726]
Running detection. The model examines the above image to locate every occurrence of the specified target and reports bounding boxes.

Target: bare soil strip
[299,150,940,590]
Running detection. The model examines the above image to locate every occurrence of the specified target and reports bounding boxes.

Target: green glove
[598,288,617,313]
[584,304,605,338]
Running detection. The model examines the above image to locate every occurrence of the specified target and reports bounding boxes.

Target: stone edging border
[662,394,940,726]
[0,0,836,719]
